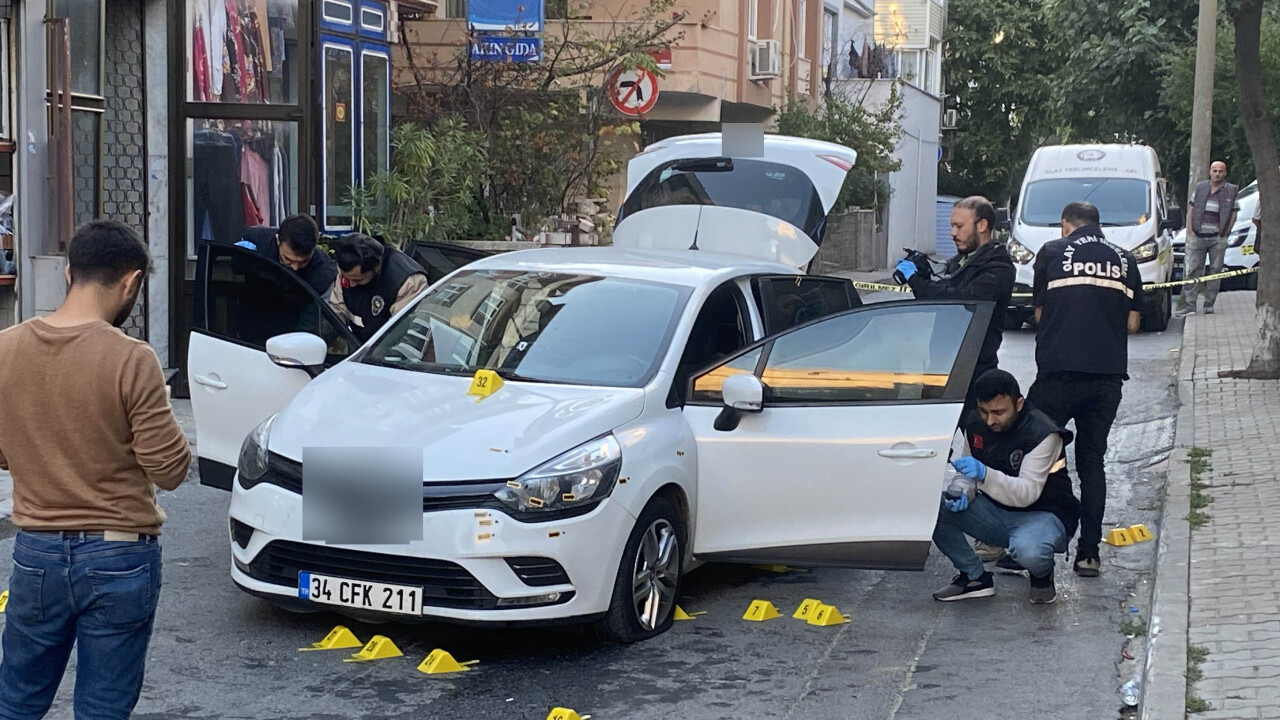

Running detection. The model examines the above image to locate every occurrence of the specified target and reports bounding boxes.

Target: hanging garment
[251,0,272,73]
[192,18,211,101]
[268,17,285,70]
[272,143,286,224]
[240,146,271,223]
[192,133,246,245]
[848,39,861,78]
[225,0,248,101]
[205,0,227,97]
[860,40,871,78]
[242,184,264,226]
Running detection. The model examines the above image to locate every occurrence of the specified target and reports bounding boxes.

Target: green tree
[395,0,685,234]
[941,0,1198,202]
[939,0,1057,202]
[349,117,489,245]
[1161,6,1280,189]
[775,87,903,213]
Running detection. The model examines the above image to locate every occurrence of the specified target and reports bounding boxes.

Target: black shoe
[995,555,1027,574]
[1029,572,1057,604]
[1073,556,1101,577]
[932,571,996,602]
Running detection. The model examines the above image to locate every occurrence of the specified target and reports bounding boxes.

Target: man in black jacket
[931,370,1080,605]
[329,233,429,343]
[236,214,337,297]
[897,196,1016,410]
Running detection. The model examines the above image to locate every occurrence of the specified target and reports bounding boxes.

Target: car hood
[612,205,820,268]
[1015,223,1155,252]
[267,361,647,481]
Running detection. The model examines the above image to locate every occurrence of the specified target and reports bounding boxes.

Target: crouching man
[931,370,1080,605]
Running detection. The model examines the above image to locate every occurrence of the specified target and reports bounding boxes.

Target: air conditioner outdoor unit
[942,108,959,129]
[750,39,781,79]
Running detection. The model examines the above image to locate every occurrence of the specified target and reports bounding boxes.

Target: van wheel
[591,496,684,644]
[1141,287,1172,332]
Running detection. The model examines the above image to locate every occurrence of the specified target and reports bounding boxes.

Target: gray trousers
[1183,234,1227,308]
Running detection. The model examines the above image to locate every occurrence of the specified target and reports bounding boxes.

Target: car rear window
[619,158,826,239]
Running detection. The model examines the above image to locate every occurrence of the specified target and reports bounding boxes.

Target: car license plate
[298,572,423,616]
[1243,244,1256,255]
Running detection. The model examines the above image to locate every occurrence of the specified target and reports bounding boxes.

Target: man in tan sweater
[0,220,190,719]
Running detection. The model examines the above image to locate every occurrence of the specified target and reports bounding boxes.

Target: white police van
[1005,144,1178,332]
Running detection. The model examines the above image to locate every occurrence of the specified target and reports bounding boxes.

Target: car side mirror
[266,332,328,379]
[1160,216,1184,232]
[714,374,764,432]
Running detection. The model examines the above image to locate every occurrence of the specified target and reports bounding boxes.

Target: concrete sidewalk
[1148,291,1280,719]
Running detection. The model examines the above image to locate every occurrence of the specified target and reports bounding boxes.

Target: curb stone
[1140,316,1195,719]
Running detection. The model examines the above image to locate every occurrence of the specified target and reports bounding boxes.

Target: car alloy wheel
[632,518,679,631]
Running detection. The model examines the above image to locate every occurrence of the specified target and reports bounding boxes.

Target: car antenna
[688,208,701,251]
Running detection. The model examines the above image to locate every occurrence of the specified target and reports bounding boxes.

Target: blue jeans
[0,532,162,720]
[932,495,1068,579]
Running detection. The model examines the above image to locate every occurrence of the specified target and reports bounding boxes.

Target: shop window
[187,119,298,258]
[361,51,389,183]
[187,0,300,104]
[51,0,103,97]
[323,44,355,229]
[324,0,354,24]
[360,7,385,32]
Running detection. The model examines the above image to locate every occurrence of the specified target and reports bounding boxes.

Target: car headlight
[1228,226,1251,248]
[1133,238,1159,263]
[1006,237,1035,265]
[238,414,276,483]
[495,435,622,514]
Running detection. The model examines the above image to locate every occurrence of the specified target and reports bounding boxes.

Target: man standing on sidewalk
[1026,201,1141,578]
[1179,161,1240,316]
[0,221,191,718]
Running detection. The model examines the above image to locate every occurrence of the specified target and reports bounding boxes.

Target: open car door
[188,242,359,490]
[684,299,992,569]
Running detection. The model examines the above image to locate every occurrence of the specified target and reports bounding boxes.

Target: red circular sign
[606,66,659,117]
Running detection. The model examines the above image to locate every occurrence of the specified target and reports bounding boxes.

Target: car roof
[1026,144,1157,180]
[459,246,800,288]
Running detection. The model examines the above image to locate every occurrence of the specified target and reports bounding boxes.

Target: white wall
[836,79,940,264]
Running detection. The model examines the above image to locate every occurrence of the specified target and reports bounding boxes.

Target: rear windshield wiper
[673,158,734,173]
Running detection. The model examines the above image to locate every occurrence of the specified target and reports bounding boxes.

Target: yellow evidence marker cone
[417,649,479,674]
[807,604,851,626]
[743,599,781,621]
[674,605,706,620]
[344,635,404,663]
[792,598,822,621]
[1128,524,1154,542]
[1104,528,1135,547]
[546,708,592,720]
[467,369,504,400]
[298,625,362,652]
[0,590,8,614]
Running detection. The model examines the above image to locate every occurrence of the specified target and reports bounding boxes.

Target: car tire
[590,495,684,644]
[1141,287,1172,332]
[1245,271,1259,291]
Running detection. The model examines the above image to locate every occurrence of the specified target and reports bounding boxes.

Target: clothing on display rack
[191,0,297,103]
[194,122,292,246]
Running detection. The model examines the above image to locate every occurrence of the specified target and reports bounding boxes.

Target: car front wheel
[592,496,684,644]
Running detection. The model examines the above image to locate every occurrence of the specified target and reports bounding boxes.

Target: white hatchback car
[188,134,994,642]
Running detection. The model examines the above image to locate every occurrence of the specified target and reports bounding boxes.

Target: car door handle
[192,374,228,390]
[878,448,936,459]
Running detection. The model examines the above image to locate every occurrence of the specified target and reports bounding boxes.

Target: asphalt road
[1,311,1184,720]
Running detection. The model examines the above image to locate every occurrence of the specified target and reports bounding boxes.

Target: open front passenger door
[684,299,992,569]
[188,243,359,490]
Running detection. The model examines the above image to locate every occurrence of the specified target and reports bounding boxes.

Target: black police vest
[963,406,1080,537]
[343,245,426,342]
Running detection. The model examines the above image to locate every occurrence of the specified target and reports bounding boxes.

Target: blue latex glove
[942,492,969,512]
[896,258,918,280]
[952,456,987,482]
[234,240,256,249]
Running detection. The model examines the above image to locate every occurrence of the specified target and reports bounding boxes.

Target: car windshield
[1021,178,1152,227]
[361,270,690,387]
[619,158,827,239]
